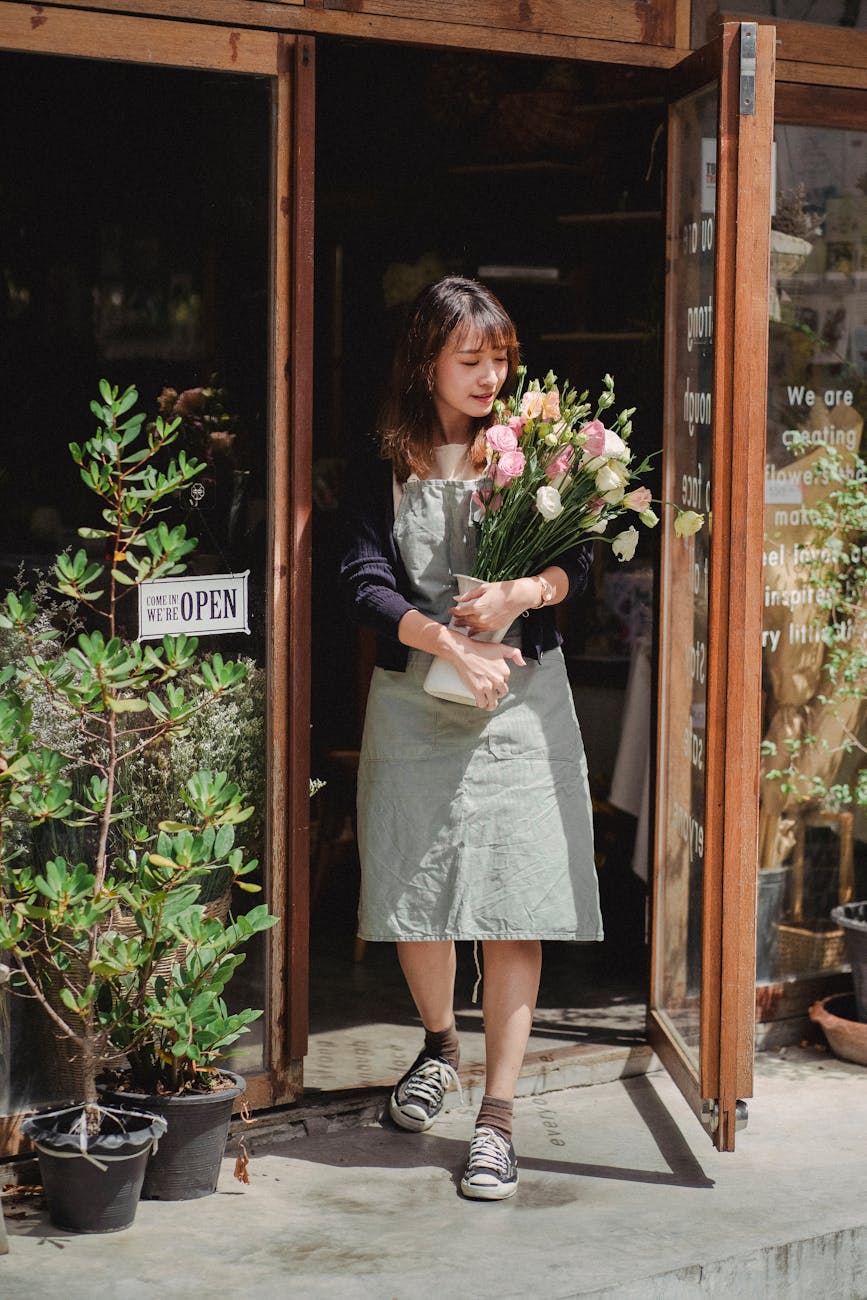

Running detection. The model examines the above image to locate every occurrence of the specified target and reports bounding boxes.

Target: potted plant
[0,382,275,1229]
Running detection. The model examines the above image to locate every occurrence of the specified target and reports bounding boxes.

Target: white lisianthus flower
[595,461,629,494]
[639,507,659,528]
[586,516,608,533]
[582,452,606,473]
[603,428,630,461]
[535,485,564,520]
[612,526,639,562]
[673,510,704,538]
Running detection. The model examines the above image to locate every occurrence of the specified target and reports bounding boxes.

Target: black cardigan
[338,454,592,671]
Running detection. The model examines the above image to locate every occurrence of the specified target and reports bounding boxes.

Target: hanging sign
[137,571,250,640]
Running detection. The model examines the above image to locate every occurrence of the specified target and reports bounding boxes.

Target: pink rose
[485,424,518,453]
[622,486,652,512]
[582,419,607,456]
[520,390,544,419]
[545,446,574,480]
[493,448,526,487]
[508,415,526,435]
[541,389,561,421]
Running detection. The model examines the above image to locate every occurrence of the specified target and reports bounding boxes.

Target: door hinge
[740,22,757,117]
[701,1099,749,1132]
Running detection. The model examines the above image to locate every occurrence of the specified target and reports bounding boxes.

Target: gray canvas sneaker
[389,1051,462,1132]
[460,1125,519,1200]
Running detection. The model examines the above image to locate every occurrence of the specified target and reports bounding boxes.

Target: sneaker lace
[466,1126,511,1177]
[403,1058,462,1107]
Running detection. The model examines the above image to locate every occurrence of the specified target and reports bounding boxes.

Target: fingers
[477,682,506,711]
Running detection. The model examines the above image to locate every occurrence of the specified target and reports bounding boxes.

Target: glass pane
[759,123,867,984]
[654,84,718,1066]
[739,0,867,29]
[0,53,271,1111]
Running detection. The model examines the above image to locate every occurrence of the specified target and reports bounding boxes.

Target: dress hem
[357,930,605,943]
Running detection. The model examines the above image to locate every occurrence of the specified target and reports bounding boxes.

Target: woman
[340,276,602,1200]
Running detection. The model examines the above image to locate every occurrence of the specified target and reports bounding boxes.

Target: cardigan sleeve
[338,460,416,642]
[548,541,594,600]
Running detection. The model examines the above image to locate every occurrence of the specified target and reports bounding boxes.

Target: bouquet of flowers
[423,366,703,706]
[473,366,702,576]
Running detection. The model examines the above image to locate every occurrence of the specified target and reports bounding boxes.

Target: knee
[481,938,541,964]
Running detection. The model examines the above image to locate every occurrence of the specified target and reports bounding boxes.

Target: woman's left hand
[449,578,535,635]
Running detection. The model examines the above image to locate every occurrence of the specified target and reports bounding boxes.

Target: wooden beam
[776,80,867,124]
[715,10,867,73]
[26,0,686,66]
[776,60,867,90]
[0,2,280,72]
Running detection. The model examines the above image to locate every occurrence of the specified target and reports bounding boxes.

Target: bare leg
[391,941,460,1133]
[480,939,542,1099]
[396,940,456,1032]
[459,940,540,1198]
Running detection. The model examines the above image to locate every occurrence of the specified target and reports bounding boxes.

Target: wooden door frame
[269,32,315,1099]
[0,5,313,1112]
[649,21,774,1152]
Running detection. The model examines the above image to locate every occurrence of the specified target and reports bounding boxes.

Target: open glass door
[650,22,775,1152]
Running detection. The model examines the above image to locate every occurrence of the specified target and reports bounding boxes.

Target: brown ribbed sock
[423,1021,460,1070]
[476,1094,513,1142]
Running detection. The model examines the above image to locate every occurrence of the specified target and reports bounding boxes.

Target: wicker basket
[112,887,233,981]
[776,921,847,975]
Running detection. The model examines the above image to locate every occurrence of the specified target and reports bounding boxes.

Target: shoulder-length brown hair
[379,276,520,481]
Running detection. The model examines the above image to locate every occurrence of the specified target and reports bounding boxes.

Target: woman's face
[431,331,509,436]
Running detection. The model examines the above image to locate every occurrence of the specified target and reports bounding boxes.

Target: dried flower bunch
[772,184,823,242]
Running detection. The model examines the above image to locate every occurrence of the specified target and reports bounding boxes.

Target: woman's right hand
[445,635,526,712]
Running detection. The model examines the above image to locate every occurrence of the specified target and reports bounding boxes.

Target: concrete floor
[3,1044,866,1299]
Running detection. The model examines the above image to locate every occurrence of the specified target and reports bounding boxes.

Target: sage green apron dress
[356,475,603,943]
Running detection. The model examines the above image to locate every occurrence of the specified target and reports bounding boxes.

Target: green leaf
[106,697,149,713]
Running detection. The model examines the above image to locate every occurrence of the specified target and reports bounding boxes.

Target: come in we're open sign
[137,572,250,640]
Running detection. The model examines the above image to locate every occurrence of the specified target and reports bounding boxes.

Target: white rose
[612,526,639,562]
[535,485,564,520]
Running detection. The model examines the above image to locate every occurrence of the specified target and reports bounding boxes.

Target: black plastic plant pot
[100,1070,245,1201]
[831,902,867,1023]
[21,1105,167,1233]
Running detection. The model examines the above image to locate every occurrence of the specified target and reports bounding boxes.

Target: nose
[480,358,501,388]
